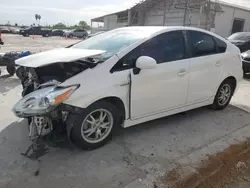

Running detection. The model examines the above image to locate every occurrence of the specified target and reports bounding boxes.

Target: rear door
[186,30,225,104]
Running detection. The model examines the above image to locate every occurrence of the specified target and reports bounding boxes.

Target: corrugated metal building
[91,0,250,38]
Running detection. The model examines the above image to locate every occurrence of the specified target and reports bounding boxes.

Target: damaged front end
[13,48,106,142]
[12,83,79,140]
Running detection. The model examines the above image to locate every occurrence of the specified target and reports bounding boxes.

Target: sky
[0,0,139,26]
[0,0,250,26]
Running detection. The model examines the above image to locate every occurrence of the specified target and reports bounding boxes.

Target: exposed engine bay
[15,58,99,142]
[18,59,97,96]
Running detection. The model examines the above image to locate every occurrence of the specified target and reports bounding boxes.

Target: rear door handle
[178,69,188,76]
[215,61,221,67]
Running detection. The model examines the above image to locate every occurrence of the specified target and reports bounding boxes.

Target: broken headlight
[12,85,79,117]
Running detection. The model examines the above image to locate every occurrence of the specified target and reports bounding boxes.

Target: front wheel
[71,101,120,150]
[212,80,234,110]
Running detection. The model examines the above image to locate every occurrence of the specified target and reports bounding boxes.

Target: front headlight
[12,85,79,117]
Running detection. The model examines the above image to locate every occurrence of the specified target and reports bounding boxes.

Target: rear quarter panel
[218,42,243,93]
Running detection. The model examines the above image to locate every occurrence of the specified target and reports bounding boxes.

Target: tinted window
[111,31,185,72]
[140,31,185,63]
[188,31,217,57]
[214,37,227,53]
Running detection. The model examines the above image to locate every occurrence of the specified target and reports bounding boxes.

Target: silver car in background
[64,29,88,39]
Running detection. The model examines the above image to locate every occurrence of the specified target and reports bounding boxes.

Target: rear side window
[214,37,227,53]
[188,31,217,57]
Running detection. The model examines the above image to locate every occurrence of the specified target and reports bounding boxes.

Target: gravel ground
[0,34,80,53]
[0,34,250,188]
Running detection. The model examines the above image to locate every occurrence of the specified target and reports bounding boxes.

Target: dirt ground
[161,139,250,188]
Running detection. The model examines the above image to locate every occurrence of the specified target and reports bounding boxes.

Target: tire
[7,66,16,76]
[71,101,120,150]
[16,66,26,80]
[212,80,235,110]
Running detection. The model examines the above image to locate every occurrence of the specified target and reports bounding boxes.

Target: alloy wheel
[218,84,231,106]
[81,109,114,144]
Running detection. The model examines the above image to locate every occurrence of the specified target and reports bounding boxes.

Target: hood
[15,48,105,68]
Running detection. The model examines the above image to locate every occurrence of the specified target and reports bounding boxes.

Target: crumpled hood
[15,48,105,68]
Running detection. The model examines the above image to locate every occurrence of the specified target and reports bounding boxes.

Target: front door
[130,31,190,119]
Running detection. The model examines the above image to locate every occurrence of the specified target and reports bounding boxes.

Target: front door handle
[215,61,221,67]
[178,69,188,76]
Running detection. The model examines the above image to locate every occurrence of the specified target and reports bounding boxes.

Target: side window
[140,31,185,64]
[214,37,227,53]
[188,31,217,57]
[111,31,185,72]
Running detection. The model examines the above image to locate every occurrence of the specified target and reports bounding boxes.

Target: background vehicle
[0,27,11,33]
[65,29,88,39]
[13,27,242,150]
[52,29,64,37]
[228,32,250,52]
[241,50,250,76]
[0,51,31,76]
[20,26,52,37]
[10,28,20,34]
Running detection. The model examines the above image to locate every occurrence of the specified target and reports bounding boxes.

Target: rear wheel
[71,101,120,150]
[212,80,235,110]
[7,66,16,76]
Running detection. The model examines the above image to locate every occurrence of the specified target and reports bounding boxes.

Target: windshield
[72,29,148,60]
[228,33,250,41]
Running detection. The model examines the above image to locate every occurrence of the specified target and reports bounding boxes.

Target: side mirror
[136,56,157,70]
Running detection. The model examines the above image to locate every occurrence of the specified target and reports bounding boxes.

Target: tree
[38,15,41,25]
[35,14,41,25]
[78,20,90,29]
[79,21,87,27]
[53,22,67,29]
[35,14,38,25]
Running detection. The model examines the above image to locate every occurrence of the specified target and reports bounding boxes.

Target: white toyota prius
[13,26,243,150]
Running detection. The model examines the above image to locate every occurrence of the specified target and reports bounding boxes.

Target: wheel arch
[222,76,237,93]
[87,96,126,125]
[215,76,237,98]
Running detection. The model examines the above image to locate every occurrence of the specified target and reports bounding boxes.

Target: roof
[91,0,250,21]
[218,0,250,12]
[91,10,128,22]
